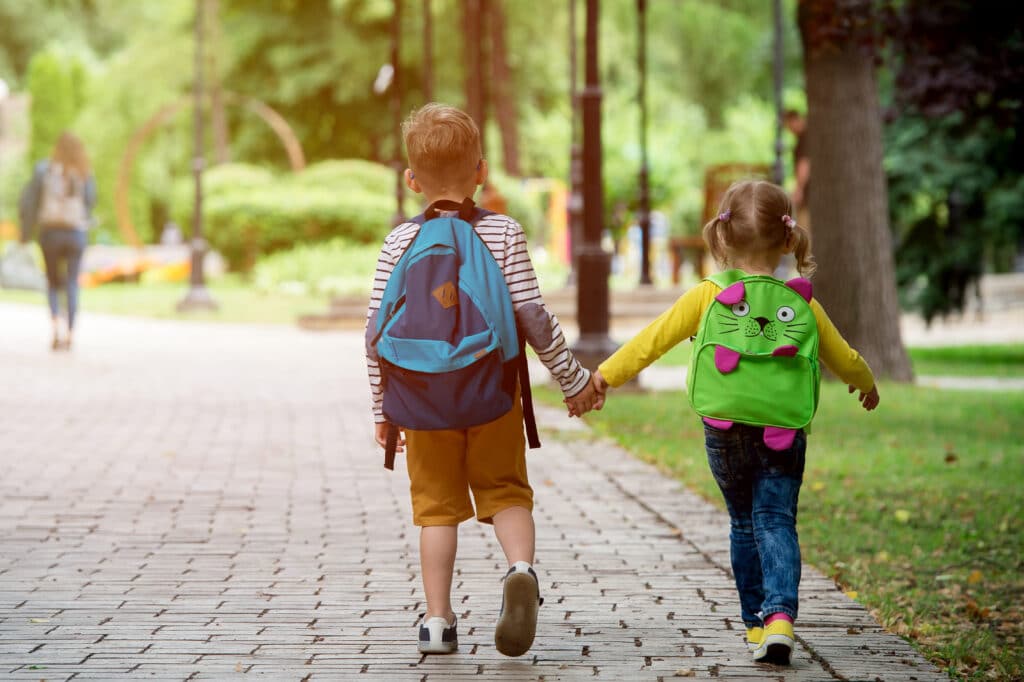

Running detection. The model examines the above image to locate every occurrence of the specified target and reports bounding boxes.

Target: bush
[170,160,402,271]
[252,237,380,297]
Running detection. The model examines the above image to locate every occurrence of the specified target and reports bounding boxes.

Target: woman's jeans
[704,422,806,627]
[39,229,87,330]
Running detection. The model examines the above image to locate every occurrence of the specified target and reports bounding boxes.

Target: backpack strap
[705,268,746,289]
[384,423,400,471]
[517,329,542,450]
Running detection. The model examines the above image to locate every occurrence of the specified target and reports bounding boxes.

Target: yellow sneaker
[745,626,763,651]
[752,619,794,665]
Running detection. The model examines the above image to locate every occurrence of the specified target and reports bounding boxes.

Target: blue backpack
[371,199,540,469]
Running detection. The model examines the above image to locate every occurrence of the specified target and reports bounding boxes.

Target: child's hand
[565,383,599,418]
[849,384,880,411]
[374,421,406,452]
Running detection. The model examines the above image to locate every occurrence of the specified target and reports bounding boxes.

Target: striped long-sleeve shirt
[365,211,591,423]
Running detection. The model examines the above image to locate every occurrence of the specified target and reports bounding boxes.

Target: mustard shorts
[404,394,532,526]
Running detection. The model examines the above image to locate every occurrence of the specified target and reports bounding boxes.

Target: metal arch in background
[114,91,306,247]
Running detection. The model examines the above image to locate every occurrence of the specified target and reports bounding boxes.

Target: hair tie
[718,209,732,222]
[781,214,796,229]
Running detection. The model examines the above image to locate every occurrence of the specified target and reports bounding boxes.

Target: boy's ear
[475,159,488,186]
[404,168,422,194]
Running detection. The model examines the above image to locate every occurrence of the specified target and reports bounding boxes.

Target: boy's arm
[811,299,876,393]
[502,219,591,398]
[365,233,402,423]
[598,281,717,387]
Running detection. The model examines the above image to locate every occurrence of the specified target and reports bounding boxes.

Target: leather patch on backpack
[432,281,458,309]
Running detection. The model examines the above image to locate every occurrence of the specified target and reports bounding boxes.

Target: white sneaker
[418,614,458,654]
[495,561,542,657]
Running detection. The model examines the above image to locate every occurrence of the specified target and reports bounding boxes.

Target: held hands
[374,421,406,453]
[565,370,609,418]
[849,384,880,411]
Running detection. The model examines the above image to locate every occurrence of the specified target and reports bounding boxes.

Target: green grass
[652,341,1024,379]
[0,276,331,325]
[536,381,1023,680]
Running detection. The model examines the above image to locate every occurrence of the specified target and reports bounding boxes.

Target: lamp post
[567,0,584,286]
[178,0,217,311]
[772,0,785,186]
[571,0,616,369]
[636,0,652,286]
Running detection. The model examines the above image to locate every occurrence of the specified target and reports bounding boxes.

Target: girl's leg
[751,432,806,621]
[39,231,63,339]
[420,525,458,622]
[705,425,763,627]
[64,233,87,338]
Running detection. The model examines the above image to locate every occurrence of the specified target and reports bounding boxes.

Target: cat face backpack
[687,269,820,451]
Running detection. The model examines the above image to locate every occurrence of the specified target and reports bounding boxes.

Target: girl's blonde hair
[702,180,816,277]
[51,132,91,178]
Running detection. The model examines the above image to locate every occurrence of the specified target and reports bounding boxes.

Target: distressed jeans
[704,422,805,627]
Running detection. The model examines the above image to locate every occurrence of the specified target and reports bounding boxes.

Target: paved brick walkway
[0,303,946,681]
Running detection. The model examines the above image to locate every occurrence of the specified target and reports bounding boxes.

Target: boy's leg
[704,424,764,628]
[420,525,458,621]
[492,506,534,565]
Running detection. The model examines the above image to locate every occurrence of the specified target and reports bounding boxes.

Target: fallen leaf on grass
[674,669,696,677]
[967,569,983,585]
[894,509,912,523]
[944,452,958,464]
[809,481,826,492]
[845,590,859,600]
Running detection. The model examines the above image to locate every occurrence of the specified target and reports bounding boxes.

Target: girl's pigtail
[790,222,816,277]
[702,215,730,268]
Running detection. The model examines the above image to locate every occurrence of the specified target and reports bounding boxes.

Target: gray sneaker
[418,614,458,654]
[495,561,543,657]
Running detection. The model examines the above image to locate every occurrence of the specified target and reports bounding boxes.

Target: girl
[19,132,97,350]
[591,180,879,665]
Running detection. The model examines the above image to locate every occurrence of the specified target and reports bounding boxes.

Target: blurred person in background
[19,131,97,351]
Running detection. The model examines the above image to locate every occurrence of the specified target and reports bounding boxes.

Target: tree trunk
[488,0,521,175]
[461,0,486,151]
[799,6,913,381]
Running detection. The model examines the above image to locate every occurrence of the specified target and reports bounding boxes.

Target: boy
[364,103,600,656]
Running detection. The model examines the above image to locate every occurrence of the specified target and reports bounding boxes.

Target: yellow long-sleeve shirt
[598,279,876,393]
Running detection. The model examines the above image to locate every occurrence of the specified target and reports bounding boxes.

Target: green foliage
[26,50,87,165]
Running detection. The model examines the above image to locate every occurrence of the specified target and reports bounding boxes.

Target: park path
[0,302,947,681]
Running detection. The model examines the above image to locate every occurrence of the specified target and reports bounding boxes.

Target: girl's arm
[597,281,718,388]
[811,300,876,393]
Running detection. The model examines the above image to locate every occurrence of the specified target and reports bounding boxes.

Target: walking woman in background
[19,132,96,351]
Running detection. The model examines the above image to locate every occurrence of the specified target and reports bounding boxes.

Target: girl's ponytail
[790,222,816,277]
[702,212,733,269]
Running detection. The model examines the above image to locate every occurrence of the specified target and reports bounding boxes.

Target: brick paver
[0,303,946,680]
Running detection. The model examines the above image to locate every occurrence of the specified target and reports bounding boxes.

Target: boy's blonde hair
[703,180,816,277]
[402,103,481,191]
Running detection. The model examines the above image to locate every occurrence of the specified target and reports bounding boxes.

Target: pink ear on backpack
[716,281,745,305]
[785,278,812,302]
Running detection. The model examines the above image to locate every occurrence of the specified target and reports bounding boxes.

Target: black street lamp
[567,0,584,286]
[772,0,785,186]
[636,0,652,286]
[571,0,616,370]
[178,0,217,312]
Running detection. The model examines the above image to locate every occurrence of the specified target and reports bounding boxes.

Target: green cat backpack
[687,269,821,451]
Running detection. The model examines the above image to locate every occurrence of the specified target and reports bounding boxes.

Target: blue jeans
[704,422,805,627]
[39,229,87,330]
